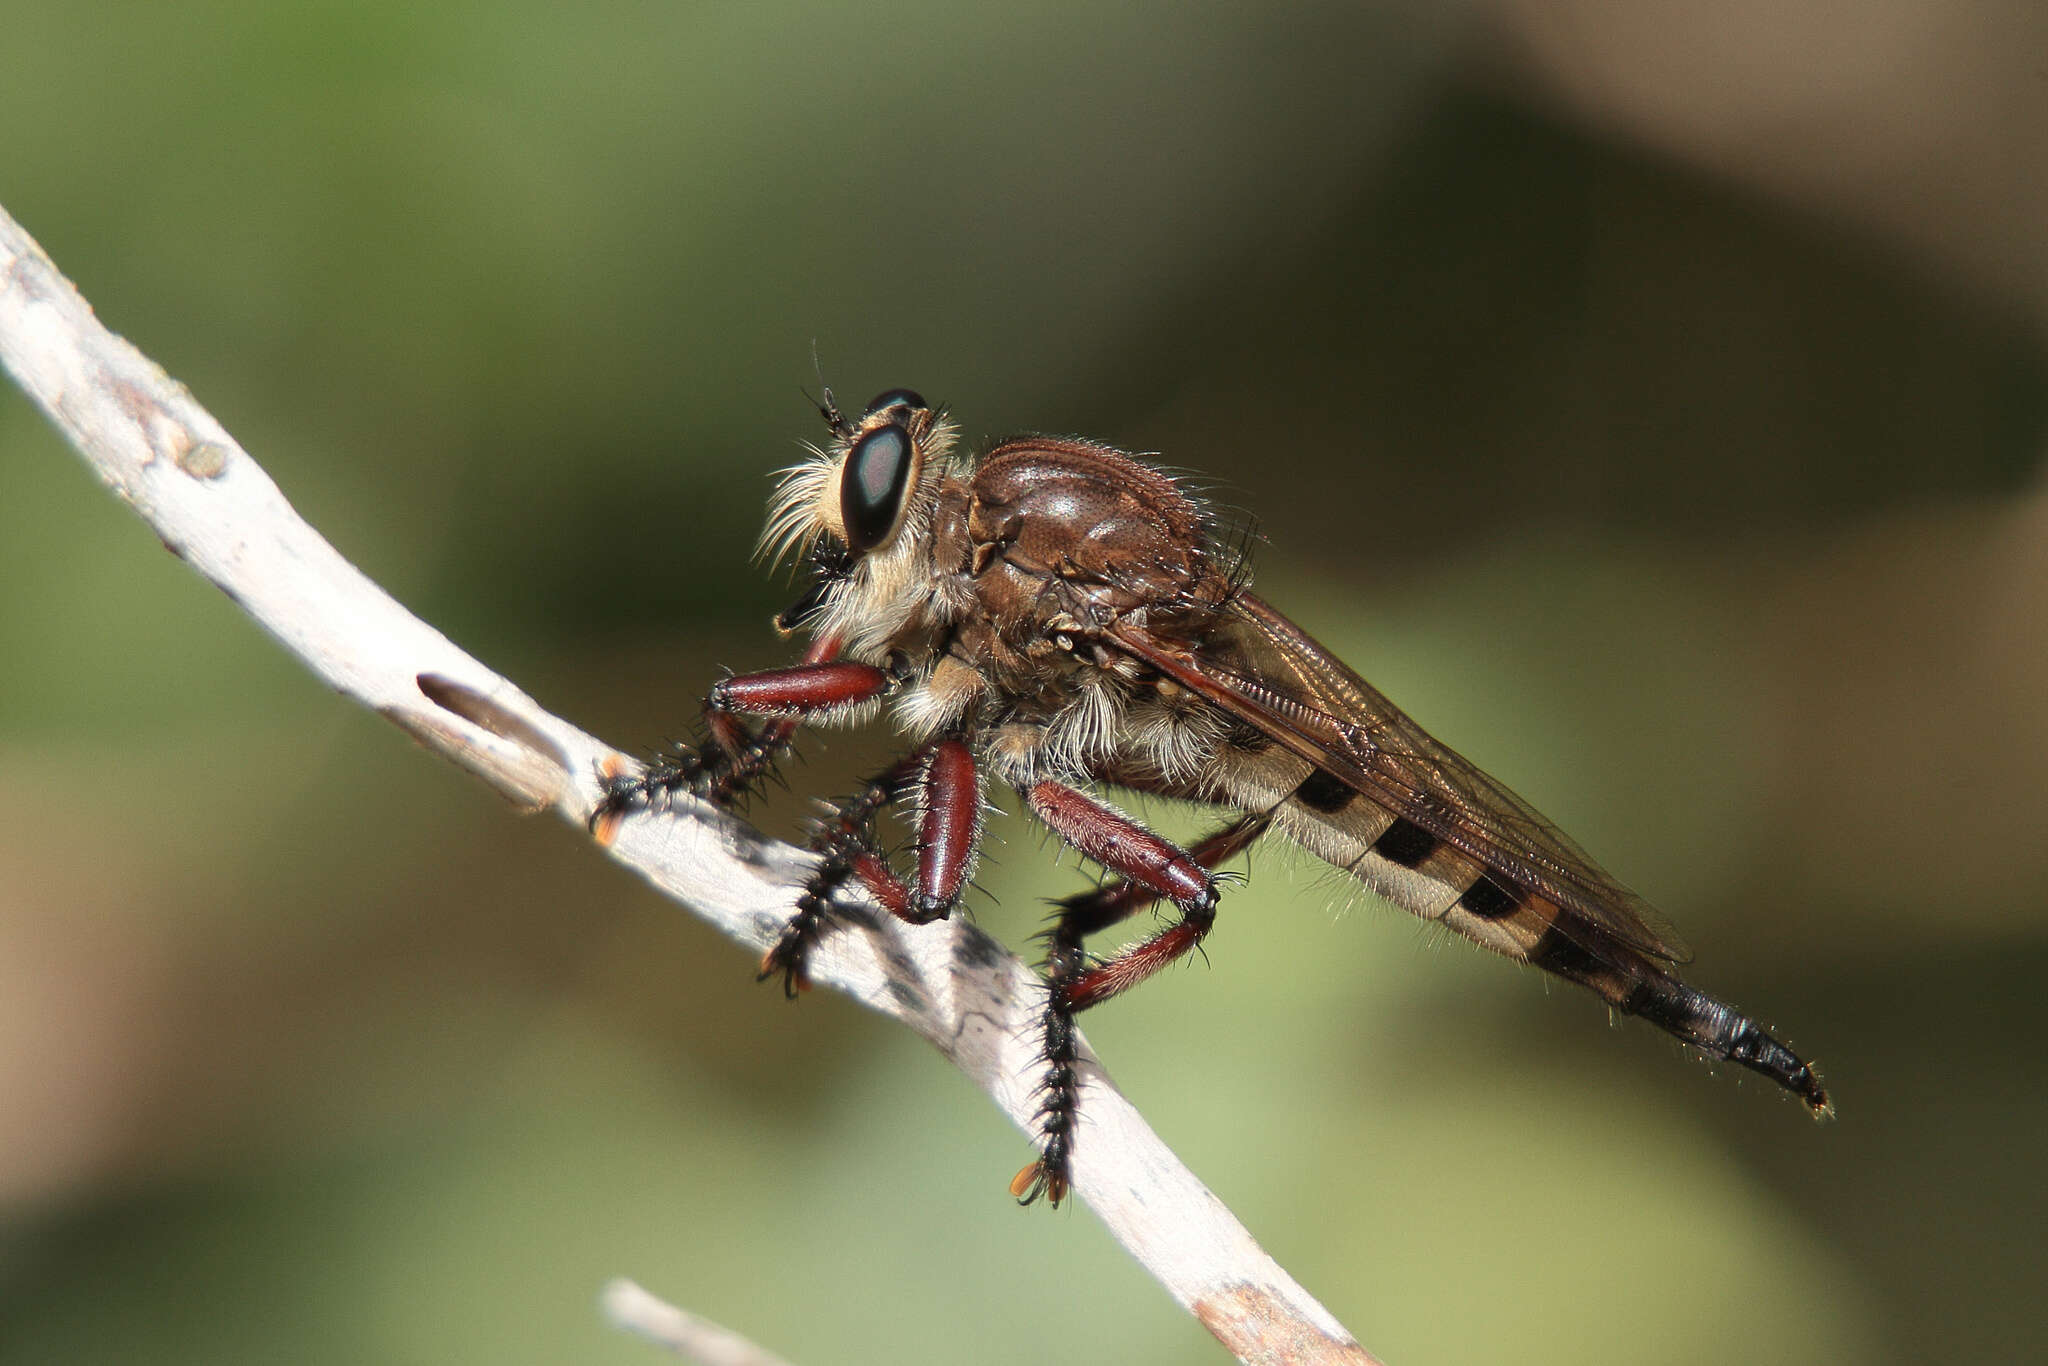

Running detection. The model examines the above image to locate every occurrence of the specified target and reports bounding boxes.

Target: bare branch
[602,1280,798,1366]
[0,202,1379,1366]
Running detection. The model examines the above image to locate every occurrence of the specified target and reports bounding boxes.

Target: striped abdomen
[1205,735,1831,1114]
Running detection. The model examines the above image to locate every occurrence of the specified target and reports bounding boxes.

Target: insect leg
[759,737,983,993]
[1024,781,1227,1005]
[593,633,888,826]
[1010,782,1257,1206]
[909,737,983,922]
[760,746,930,996]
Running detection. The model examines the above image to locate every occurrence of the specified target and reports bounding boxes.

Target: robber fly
[595,387,1831,1206]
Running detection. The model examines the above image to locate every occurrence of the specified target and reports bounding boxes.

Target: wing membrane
[1109,591,1691,964]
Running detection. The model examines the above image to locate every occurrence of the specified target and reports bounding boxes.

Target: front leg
[1012,781,1253,1207]
[592,634,888,832]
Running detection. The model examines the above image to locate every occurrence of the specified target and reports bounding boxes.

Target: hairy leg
[759,736,985,993]
[592,634,888,827]
[1012,780,1265,1205]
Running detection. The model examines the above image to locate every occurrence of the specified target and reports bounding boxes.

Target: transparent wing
[1108,591,1691,964]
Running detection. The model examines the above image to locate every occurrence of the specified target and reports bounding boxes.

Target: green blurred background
[4,3,2044,1363]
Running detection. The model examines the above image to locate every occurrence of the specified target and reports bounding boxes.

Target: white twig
[0,201,1379,1366]
[602,1280,797,1366]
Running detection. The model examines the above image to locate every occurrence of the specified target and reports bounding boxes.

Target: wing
[1107,591,1690,965]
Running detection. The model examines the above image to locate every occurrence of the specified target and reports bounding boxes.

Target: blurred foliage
[3,3,2046,1364]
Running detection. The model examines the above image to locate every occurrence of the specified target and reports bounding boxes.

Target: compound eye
[840,423,916,554]
[862,388,926,418]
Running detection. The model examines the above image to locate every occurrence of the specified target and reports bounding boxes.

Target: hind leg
[1014,780,1267,1206]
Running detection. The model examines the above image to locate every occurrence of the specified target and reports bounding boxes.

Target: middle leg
[761,736,985,994]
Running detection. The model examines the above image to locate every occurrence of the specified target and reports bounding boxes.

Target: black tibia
[597,724,769,816]
[1011,795,1268,1208]
[758,747,929,996]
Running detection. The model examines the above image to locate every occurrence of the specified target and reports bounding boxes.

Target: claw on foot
[1010,1158,1068,1207]
[589,754,637,847]
[756,944,812,997]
